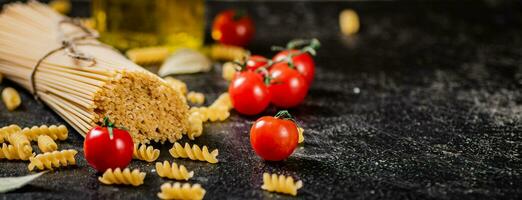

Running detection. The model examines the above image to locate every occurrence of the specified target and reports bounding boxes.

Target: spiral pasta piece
[2,87,21,111]
[21,125,68,141]
[156,161,194,181]
[79,17,95,29]
[186,92,205,105]
[133,143,160,162]
[193,93,233,122]
[37,135,58,153]
[8,132,33,160]
[222,62,237,81]
[189,106,230,123]
[210,93,233,110]
[209,44,248,61]
[28,149,77,171]
[208,106,230,122]
[169,142,218,164]
[0,124,21,143]
[297,127,304,144]
[0,143,21,160]
[164,77,188,95]
[126,46,170,65]
[187,112,203,140]
[203,108,215,121]
[158,182,206,200]
[189,107,209,122]
[183,92,233,140]
[262,173,303,196]
[49,0,71,14]
[98,168,146,186]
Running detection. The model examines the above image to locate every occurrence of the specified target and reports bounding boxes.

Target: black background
[0,0,521,199]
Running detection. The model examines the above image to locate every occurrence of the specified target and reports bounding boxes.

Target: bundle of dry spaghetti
[0,1,189,144]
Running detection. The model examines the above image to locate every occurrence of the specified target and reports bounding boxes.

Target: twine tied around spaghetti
[30,18,102,100]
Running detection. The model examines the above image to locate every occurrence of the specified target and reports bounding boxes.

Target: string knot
[30,18,101,100]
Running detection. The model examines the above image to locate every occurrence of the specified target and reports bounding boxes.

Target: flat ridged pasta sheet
[0,1,189,144]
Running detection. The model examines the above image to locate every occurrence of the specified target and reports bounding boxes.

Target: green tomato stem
[103,116,115,140]
[274,110,301,130]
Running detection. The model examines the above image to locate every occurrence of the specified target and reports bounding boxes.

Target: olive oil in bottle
[92,0,205,51]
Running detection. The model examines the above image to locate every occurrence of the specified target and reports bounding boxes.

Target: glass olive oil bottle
[92,0,205,51]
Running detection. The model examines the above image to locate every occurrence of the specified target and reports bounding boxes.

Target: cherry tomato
[250,111,299,161]
[212,10,255,47]
[273,50,315,85]
[246,55,269,71]
[268,63,309,108]
[84,119,134,172]
[228,71,270,115]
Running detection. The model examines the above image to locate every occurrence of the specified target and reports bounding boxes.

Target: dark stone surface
[1,1,521,199]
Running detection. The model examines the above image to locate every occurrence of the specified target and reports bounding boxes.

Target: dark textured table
[1,1,521,199]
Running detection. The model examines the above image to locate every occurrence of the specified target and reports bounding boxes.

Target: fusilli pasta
[164,77,188,95]
[169,142,218,164]
[28,149,77,171]
[8,132,33,160]
[79,17,94,29]
[222,62,237,81]
[37,135,58,153]
[297,127,304,143]
[187,93,233,123]
[0,143,21,160]
[262,173,303,196]
[209,44,248,61]
[49,0,71,14]
[189,106,230,123]
[98,168,146,186]
[188,107,209,121]
[0,124,21,143]
[187,112,203,140]
[156,161,194,181]
[22,125,68,141]
[158,182,206,200]
[210,93,233,110]
[2,87,21,111]
[207,106,230,122]
[133,143,160,162]
[126,46,170,65]
[186,92,205,105]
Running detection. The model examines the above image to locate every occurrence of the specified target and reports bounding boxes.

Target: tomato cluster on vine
[228,39,320,116]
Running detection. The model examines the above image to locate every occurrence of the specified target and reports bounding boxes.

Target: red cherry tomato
[250,112,299,161]
[246,55,269,71]
[212,10,255,47]
[273,50,315,85]
[228,71,270,115]
[268,63,309,108]
[84,120,134,172]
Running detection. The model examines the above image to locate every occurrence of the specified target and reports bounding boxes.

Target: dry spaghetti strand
[0,1,189,144]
